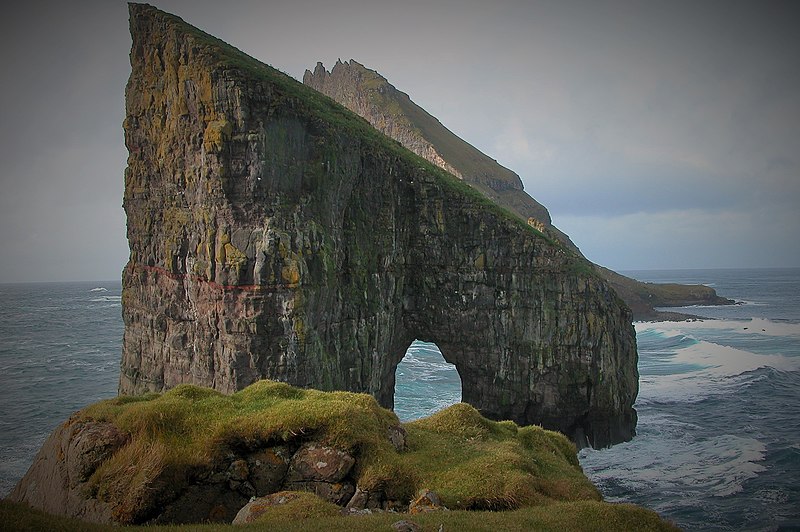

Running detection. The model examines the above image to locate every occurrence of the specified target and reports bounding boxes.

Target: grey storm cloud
[0,0,798,281]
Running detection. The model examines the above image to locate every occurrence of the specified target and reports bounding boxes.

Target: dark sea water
[577,269,800,532]
[1,269,798,531]
[0,281,122,497]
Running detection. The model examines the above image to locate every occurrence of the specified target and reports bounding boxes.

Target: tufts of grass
[238,491,342,523]
[78,382,600,519]
[79,381,403,521]
[404,403,600,510]
[248,499,680,532]
[8,379,678,529]
[1,497,679,531]
[0,501,109,532]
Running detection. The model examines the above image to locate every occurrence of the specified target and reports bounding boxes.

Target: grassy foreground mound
[5,381,677,530]
[1,498,677,532]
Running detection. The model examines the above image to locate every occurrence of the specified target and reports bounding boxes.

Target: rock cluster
[153,441,380,523]
[119,4,638,448]
[8,418,407,524]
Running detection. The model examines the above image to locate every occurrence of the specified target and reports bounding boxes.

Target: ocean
[1,268,798,530]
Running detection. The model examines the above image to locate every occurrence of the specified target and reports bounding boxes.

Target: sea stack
[119,4,638,447]
[302,59,735,320]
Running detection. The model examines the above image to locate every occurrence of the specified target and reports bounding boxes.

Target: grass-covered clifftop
[6,381,677,530]
[72,381,601,513]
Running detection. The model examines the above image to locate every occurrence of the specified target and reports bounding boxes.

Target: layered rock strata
[303,60,734,320]
[120,4,638,447]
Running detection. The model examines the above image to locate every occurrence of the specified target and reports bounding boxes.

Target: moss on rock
[1,381,674,528]
[7,382,678,529]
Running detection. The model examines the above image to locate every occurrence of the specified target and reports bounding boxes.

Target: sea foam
[581,429,767,509]
[637,317,800,339]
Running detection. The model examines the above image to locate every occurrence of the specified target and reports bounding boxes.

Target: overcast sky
[0,0,797,283]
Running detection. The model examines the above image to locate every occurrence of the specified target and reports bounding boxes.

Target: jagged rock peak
[303,59,557,228]
[310,61,326,78]
[120,3,638,448]
[304,59,392,94]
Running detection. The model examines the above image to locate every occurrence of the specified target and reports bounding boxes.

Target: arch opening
[393,340,462,421]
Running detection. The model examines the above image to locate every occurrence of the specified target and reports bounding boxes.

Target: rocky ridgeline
[303,60,735,320]
[119,4,637,447]
[303,60,557,235]
[305,61,467,185]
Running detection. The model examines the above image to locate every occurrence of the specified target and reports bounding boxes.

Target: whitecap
[580,428,767,510]
[89,287,108,292]
[395,341,461,421]
[640,327,688,339]
[737,299,768,307]
[637,339,799,404]
[637,318,800,339]
[674,340,800,376]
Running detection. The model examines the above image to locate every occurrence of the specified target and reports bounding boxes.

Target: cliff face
[120,4,638,447]
[303,60,579,251]
[303,60,734,320]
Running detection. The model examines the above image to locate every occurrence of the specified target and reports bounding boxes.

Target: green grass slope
[1,498,678,532]
[3,381,677,530]
[77,381,597,512]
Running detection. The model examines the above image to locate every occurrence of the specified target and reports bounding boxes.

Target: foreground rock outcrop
[119,4,637,447]
[7,382,674,529]
[303,60,735,320]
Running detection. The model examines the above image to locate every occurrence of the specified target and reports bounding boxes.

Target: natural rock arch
[119,4,638,448]
[394,340,462,420]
